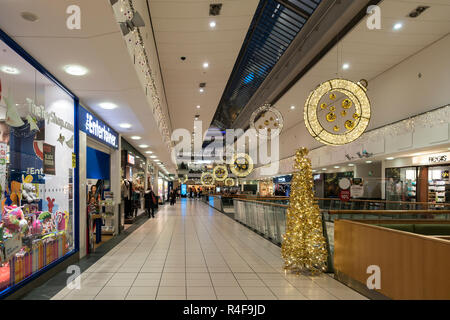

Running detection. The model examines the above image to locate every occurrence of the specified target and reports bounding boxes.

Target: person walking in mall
[169,189,176,206]
[144,187,157,218]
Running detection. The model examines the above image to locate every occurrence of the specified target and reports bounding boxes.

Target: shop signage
[79,107,118,149]
[339,190,351,202]
[273,175,292,184]
[1,234,22,262]
[43,143,56,175]
[412,152,450,166]
[127,154,135,165]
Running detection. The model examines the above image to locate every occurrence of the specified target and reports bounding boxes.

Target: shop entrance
[85,141,114,254]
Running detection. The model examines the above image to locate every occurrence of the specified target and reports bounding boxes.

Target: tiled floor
[51,199,368,300]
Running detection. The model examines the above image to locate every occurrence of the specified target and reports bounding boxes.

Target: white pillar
[78,131,87,259]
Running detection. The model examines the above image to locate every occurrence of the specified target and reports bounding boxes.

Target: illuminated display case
[0,30,78,297]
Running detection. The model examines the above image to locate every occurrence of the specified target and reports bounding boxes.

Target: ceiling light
[290,105,296,110]
[196,105,201,109]
[203,62,209,69]
[1,66,19,74]
[63,64,88,76]
[386,157,395,160]
[393,23,403,31]
[131,136,141,140]
[199,88,205,93]
[99,102,118,110]
[209,21,216,28]
[139,144,149,148]
[334,166,340,169]
[150,156,157,159]
[348,164,355,167]
[119,123,132,129]
[366,160,373,164]
[145,151,153,154]
[322,168,327,171]
[342,63,350,70]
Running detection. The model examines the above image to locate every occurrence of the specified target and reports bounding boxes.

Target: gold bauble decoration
[201,172,215,186]
[304,78,371,146]
[329,106,336,112]
[213,165,228,182]
[333,125,340,132]
[341,110,347,117]
[320,103,327,110]
[345,120,355,130]
[281,148,328,274]
[229,153,253,178]
[326,112,336,122]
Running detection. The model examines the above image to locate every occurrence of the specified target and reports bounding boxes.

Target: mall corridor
[51,199,365,300]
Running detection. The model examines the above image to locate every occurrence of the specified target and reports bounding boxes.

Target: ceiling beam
[275,0,310,19]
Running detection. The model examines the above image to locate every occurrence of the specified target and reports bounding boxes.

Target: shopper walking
[169,190,176,206]
[144,187,157,218]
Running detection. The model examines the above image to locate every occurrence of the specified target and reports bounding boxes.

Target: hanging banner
[43,143,56,175]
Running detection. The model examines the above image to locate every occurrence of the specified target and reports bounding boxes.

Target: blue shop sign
[273,175,292,184]
[79,107,118,149]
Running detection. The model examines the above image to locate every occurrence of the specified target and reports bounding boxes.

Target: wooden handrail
[327,210,450,215]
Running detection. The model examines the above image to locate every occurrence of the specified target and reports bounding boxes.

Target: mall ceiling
[0,0,176,173]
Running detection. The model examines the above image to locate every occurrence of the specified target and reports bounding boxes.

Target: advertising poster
[43,143,56,175]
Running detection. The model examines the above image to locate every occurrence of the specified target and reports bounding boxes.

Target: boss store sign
[412,152,450,166]
[273,175,292,184]
[79,106,119,149]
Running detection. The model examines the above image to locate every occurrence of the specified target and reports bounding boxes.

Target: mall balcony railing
[230,197,450,273]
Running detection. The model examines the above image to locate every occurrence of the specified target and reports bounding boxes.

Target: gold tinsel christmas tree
[281,147,328,274]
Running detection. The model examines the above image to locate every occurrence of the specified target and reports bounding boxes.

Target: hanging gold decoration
[249,103,284,138]
[224,178,235,187]
[229,153,254,178]
[201,172,215,186]
[281,147,328,275]
[304,79,371,146]
[213,165,228,182]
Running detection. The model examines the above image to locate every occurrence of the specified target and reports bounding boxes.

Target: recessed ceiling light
[386,157,395,160]
[150,155,157,159]
[99,102,118,110]
[63,64,88,76]
[366,160,373,164]
[145,151,153,154]
[196,105,201,109]
[131,136,141,140]
[393,22,403,30]
[290,105,296,110]
[342,63,350,70]
[348,164,355,167]
[203,62,209,69]
[209,21,216,28]
[199,88,204,93]
[1,66,19,74]
[322,168,327,171]
[334,166,340,169]
[119,123,132,129]
[139,144,149,148]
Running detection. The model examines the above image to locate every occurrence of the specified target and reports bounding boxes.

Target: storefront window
[385,167,417,203]
[0,40,75,293]
[428,166,450,206]
[324,172,354,198]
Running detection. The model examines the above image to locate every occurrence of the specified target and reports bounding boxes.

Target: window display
[385,167,418,202]
[428,166,450,207]
[0,38,75,294]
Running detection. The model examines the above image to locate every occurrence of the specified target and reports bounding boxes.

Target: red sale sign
[339,190,351,202]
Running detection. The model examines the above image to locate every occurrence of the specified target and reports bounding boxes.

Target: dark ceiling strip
[271,0,383,104]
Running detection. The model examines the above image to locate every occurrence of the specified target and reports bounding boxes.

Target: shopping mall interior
[0,0,449,305]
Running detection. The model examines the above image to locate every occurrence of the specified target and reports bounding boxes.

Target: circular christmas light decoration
[224,178,235,187]
[213,165,228,182]
[304,79,371,146]
[249,103,284,138]
[229,153,254,178]
[201,172,215,186]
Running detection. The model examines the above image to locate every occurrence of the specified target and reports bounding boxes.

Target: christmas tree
[281,147,328,274]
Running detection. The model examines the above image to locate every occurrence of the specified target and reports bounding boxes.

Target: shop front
[258,179,273,196]
[385,151,450,208]
[0,31,78,296]
[273,175,292,196]
[120,138,146,225]
[78,106,119,254]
